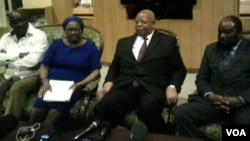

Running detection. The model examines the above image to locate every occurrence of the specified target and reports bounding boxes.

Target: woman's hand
[38,81,51,98]
[69,82,84,92]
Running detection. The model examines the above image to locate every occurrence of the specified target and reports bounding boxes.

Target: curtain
[0,0,7,27]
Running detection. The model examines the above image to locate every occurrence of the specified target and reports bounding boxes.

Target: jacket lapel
[215,44,225,71]
[139,31,160,62]
[228,39,247,70]
[127,35,137,62]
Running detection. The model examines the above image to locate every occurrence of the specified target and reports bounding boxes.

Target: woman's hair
[62,16,84,31]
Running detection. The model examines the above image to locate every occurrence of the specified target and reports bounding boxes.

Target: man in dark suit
[174,15,250,139]
[94,9,186,135]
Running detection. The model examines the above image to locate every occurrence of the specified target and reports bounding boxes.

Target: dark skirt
[33,91,83,113]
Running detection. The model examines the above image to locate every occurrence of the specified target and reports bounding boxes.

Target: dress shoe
[96,121,111,141]
[129,120,148,141]
[0,114,18,138]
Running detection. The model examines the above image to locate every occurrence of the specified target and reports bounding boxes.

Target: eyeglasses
[65,28,82,33]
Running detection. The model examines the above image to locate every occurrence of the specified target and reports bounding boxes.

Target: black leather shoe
[96,121,111,141]
[129,120,148,141]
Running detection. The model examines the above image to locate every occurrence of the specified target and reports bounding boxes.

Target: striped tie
[220,50,233,72]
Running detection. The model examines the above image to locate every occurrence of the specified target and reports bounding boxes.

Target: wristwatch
[168,84,176,88]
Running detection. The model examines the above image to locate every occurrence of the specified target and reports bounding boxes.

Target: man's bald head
[217,15,242,50]
[137,9,156,23]
[7,10,29,38]
[8,10,27,23]
[135,9,156,37]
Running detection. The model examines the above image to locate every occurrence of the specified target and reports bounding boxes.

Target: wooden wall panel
[0,27,10,37]
[2,0,247,70]
[201,0,213,58]
[212,0,224,41]
[242,18,250,30]
[224,0,238,15]
[51,0,73,24]
[190,2,202,69]
[180,22,192,68]
[168,21,180,36]
[102,0,238,70]
[48,0,243,70]
[156,20,170,30]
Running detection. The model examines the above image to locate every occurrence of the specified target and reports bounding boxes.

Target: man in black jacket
[79,9,186,140]
[99,8,185,133]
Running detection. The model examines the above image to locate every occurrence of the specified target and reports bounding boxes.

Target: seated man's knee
[9,80,24,92]
[98,93,122,112]
[137,103,160,118]
[98,99,113,111]
[98,99,121,117]
[7,82,25,100]
[173,105,189,121]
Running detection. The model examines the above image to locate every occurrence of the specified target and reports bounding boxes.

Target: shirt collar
[137,30,154,41]
[232,39,242,52]
[9,23,34,38]
[144,30,154,41]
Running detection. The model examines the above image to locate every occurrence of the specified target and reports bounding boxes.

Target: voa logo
[226,129,246,136]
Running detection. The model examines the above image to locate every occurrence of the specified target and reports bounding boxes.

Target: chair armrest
[82,78,100,92]
[77,82,100,124]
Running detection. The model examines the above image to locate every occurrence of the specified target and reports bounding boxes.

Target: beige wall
[76,0,250,70]
[98,66,197,98]
[2,0,250,71]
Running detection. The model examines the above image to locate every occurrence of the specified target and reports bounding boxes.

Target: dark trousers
[96,84,167,134]
[174,95,250,139]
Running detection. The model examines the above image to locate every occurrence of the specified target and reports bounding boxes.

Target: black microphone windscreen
[0,114,18,138]
[100,121,112,129]
[129,121,148,141]
[97,121,112,141]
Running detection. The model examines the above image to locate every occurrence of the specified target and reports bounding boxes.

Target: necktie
[137,37,147,62]
[220,50,234,72]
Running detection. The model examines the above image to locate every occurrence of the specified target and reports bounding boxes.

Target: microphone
[129,121,148,141]
[0,114,18,138]
[97,121,112,141]
[73,120,100,140]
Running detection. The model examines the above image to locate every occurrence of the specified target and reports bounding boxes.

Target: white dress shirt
[132,31,154,60]
[0,23,49,79]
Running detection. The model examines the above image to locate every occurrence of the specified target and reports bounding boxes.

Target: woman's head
[62,16,84,44]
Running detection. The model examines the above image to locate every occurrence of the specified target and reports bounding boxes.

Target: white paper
[43,79,75,102]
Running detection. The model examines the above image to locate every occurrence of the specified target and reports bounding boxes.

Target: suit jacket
[196,38,250,103]
[105,30,186,102]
